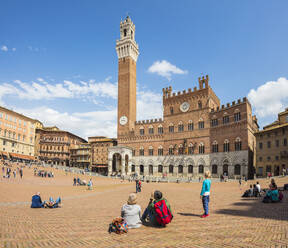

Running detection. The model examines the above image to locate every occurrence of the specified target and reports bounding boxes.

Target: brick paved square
[0,166,288,248]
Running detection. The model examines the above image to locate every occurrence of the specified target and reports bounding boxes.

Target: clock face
[119,116,128,125]
[180,102,190,112]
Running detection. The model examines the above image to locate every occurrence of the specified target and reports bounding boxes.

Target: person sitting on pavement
[255,181,261,196]
[31,192,44,208]
[141,190,173,227]
[44,196,61,208]
[263,182,279,203]
[121,193,142,229]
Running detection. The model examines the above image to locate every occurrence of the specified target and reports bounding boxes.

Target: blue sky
[1,0,288,139]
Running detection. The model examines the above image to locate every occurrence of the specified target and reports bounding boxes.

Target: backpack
[154,199,173,226]
[108,217,128,234]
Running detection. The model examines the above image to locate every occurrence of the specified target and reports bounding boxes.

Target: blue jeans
[202,195,210,215]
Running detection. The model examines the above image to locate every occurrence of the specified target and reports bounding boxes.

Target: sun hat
[127,193,137,205]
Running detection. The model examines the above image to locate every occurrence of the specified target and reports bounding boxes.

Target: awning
[9,153,36,161]
[92,165,108,168]
[1,152,9,157]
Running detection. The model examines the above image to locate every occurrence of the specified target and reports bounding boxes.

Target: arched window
[234,164,241,175]
[169,145,174,155]
[234,109,241,122]
[188,120,194,131]
[158,165,163,173]
[149,125,154,134]
[188,143,194,154]
[139,146,144,156]
[199,165,204,174]
[198,118,204,129]
[178,121,184,132]
[235,137,242,151]
[131,164,135,172]
[158,125,163,134]
[148,146,154,156]
[212,140,218,153]
[199,143,205,154]
[223,139,230,152]
[169,165,174,173]
[169,123,174,133]
[158,145,163,156]
[178,144,184,155]
[198,101,202,109]
[223,113,229,124]
[212,164,218,174]
[140,165,144,175]
[149,165,153,175]
[170,107,174,114]
[188,165,193,174]
[178,165,183,174]
[139,126,144,135]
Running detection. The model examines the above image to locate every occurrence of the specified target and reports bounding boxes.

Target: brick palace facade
[107,16,259,178]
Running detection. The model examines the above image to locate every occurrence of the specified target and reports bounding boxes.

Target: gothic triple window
[199,143,205,154]
[234,111,241,122]
[212,141,218,153]
[211,119,218,127]
[158,146,163,156]
[223,115,229,124]
[178,144,184,155]
[169,123,174,133]
[188,120,194,131]
[168,145,174,155]
[198,119,204,129]
[148,146,154,156]
[139,147,144,156]
[139,127,144,135]
[235,137,242,151]
[178,122,184,132]
[223,139,230,152]
[158,125,163,134]
[149,125,154,134]
[188,143,194,154]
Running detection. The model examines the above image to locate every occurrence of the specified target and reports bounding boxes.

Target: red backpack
[154,199,173,226]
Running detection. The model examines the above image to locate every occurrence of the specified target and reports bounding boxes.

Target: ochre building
[108,16,259,179]
[0,106,37,161]
[255,108,288,177]
[35,124,87,166]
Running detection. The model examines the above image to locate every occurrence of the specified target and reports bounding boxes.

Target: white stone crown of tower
[116,16,139,62]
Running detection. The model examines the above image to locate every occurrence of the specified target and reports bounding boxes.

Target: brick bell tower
[116,16,139,137]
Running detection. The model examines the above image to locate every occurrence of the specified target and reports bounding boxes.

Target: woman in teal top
[200,170,211,218]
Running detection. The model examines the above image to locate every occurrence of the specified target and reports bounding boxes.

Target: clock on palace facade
[180,102,190,112]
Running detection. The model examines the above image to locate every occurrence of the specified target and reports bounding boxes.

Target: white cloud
[137,90,163,120]
[12,48,16,52]
[248,77,288,119]
[16,106,118,139]
[148,60,188,81]
[0,78,118,102]
[1,45,8,52]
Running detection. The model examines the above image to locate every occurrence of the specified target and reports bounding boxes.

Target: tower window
[170,107,174,115]
[124,29,127,37]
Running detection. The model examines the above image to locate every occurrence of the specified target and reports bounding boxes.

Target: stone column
[127,159,132,176]
[228,164,234,178]
[183,165,188,177]
[121,155,125,176]
[108,158,112,176]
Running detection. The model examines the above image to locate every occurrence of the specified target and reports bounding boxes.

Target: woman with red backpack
[141,190,173,227]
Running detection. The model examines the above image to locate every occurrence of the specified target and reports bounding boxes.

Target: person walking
[19,168,23,179]
[135,179,139,193]
[200,170,211,218]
